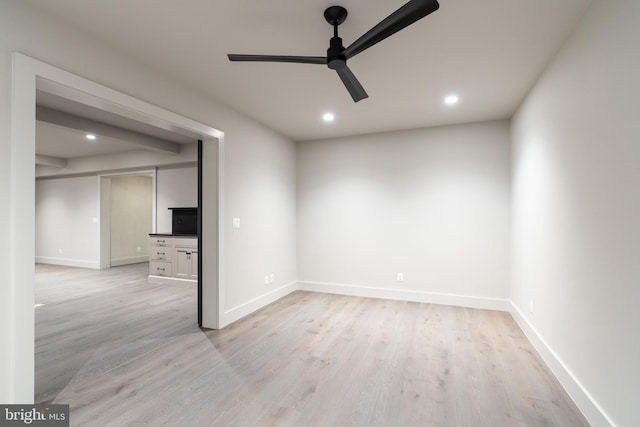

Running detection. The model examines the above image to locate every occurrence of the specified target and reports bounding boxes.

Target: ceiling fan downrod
[324,6,348,70]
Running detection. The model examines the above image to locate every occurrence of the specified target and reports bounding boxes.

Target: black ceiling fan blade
[343,0,439,59]
[228,54,326,65]
[336,66,369,102]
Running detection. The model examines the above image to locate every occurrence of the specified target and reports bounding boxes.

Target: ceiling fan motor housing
[327,36,347,70]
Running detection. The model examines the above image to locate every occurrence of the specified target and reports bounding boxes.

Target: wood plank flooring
[35,263,589,426]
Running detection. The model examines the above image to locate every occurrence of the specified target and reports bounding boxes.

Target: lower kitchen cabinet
[148,235,198,284]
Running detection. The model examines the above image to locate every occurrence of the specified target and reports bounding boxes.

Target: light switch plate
[232,218,240,229]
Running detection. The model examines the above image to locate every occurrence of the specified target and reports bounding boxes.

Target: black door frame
[197,139,203,326]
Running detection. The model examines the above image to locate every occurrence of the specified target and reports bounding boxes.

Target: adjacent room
[2,0,638,426]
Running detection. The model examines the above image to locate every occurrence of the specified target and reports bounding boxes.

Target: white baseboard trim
[147,275,196,286]
[509,302,614,427]
[297,281,510,311]
[222,281,298,327]
[35,256,99,269]
[111,255,149,267]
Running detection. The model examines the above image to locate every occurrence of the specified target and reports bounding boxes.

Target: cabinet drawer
[150,261,172,276]
[150,246,172,261]
[173,237,197,248]
[150,236,172,246]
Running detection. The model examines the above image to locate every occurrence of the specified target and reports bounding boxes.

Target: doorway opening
[10,53,223,403]
[108,174,153,267]
[98,171,156,269]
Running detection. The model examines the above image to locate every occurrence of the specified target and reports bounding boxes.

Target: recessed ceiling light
[322,112,335,122]
[86,133,96,140]
[444,95,459,105]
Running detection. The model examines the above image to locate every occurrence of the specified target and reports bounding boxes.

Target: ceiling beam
[36,106,182,154]
[35,154,68,168]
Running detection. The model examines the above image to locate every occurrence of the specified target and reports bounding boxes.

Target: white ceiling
[36,121,141,159]
[26,0,591,142]
[35,88,199,162]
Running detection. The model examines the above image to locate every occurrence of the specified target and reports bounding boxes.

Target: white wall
[298,121,511,308]
[110,175,152,265]
[35,176,100,268]
[0,10,10,400]
[35,168,192,268]
[511,0,640,425]
[156,166,197,233]
[225,124,298,311]
[1,0,297,402]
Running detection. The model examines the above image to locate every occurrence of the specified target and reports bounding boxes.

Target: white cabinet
[174,237,198,280]
[150,245,172,261]
[175,248,198,279]
[150,237,172,277]
[190,251,198,279]
[148,235,198,283]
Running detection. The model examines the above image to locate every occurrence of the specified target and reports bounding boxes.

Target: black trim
[197,139,203,327]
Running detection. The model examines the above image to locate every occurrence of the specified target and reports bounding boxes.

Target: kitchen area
[149,207,198,284]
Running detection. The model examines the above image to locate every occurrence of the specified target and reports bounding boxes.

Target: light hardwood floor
[35,263,589,426]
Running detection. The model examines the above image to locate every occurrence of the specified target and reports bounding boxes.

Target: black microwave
[169,207,198,235]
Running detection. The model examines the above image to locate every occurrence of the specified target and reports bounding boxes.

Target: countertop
[149,233,198,237]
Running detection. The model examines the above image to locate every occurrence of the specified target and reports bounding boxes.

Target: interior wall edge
[509,301,615,427]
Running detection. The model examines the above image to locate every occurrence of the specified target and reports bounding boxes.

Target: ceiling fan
[228,0,440,103]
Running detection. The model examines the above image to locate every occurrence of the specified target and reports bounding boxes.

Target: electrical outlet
[264,275,269,285]
[136,246,141,253]
[58,248,62,255]
[269,273,274,284]
[397,272,404,282]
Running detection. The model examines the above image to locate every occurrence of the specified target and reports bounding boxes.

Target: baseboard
[509,302,614,427]
[297,280,510,311]
[221,281,298,327]
[111,255,149,267]
[35,256,99,269]
[147,275,196,286]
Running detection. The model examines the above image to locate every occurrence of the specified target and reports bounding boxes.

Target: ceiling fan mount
[323,6,348,27]
[228,0,440,103]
